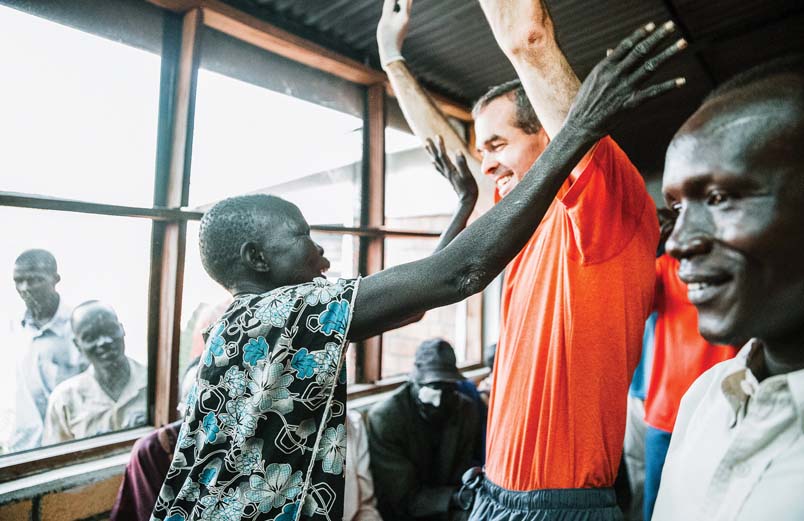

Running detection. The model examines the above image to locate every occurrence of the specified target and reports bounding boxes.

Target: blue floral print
[290,348,317,379]
[319,300,350,335]
[152,278,359,521]
[201,412,220,443]
[243,337,269,366]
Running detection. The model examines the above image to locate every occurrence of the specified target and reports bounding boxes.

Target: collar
[720,338,804,431]
[21,298,71,335]
[87,357,147,404]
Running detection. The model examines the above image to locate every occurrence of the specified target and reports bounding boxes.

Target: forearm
[511,47,580,139]
[435,198,475,252]
[385,61,472,156]
[484,0,580,138]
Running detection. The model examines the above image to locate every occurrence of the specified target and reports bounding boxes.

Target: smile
[495,173,515,196]
[680,273,732,305]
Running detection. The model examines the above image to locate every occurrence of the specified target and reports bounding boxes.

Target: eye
[668,201,682,214]
[706,190,730,206]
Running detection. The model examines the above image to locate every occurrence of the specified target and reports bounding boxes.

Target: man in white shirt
[655,55,804,520]
[43,300,146,444]
[9,249,86,451]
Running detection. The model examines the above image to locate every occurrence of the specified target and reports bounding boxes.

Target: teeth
[496,175,512,188]
[687,282,710,291]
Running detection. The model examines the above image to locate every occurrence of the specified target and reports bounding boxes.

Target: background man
[368,338,483,521]
[10,248,86,451]
[378,1,685,517]
[43,300,146,443]
[654,56,804,520]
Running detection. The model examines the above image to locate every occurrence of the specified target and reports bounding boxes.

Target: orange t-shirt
[644,254,737,433]
[485,137,658,491]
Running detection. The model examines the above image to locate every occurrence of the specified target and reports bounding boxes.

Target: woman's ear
[239,241,271,273]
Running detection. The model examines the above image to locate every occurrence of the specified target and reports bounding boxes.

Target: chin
[698,316,746,348]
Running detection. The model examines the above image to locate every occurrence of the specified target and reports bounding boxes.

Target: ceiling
[219,0,804,173]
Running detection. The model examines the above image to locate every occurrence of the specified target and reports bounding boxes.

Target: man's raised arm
[378,0,479,167]
[478,0,580,139]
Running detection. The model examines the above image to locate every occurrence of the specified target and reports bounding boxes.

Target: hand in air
[565,21,688,138]
[425,136,479,205]
[377,0,412,68]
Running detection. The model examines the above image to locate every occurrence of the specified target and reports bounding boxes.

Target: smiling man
[43,301,146,444]
[653,56,804,520]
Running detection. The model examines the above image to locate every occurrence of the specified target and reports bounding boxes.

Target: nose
[665,202,714,260]
[315,242,325,257]
[481,153,499,178]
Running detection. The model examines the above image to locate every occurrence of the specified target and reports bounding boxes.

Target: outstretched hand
[377,0,412,68]
[565,21,687,138]
[425,136,479,205]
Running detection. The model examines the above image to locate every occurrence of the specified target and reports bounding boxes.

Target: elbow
[455,266,491,300]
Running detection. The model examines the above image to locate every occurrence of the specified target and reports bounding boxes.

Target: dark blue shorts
[468,475,623,521]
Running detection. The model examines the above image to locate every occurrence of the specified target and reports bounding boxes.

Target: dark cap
[410,338,463,384]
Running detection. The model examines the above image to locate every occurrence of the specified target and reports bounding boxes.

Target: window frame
[0,0,481,482]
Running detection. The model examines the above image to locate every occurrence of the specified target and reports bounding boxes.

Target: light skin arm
[378,0,479,167]
[349,22,686,341]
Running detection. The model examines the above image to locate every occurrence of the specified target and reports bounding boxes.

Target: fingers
[628,37,687,85]
[619,20,679,72]
[624,77,686,109]
[607,21,657,62]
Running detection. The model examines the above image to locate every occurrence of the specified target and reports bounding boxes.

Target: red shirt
[485,138,657,490]
[644,255,737,433]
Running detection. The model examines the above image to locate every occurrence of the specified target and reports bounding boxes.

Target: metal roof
[220,0,804,172]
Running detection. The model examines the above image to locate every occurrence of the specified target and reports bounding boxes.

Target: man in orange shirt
[378,0,686,518]
[642,253,737,519]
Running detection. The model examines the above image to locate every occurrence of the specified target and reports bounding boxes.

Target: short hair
[71,300,120,330]
[472,80,542,135]
[15,249,58,274]
[704,54,804,104]
[199,194,292,289]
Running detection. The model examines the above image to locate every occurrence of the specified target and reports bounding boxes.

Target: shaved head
[71,300,120,332]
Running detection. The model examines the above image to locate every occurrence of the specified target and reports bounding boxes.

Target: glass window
[381,237,468,379]
[0,207,152,456]
[189,29,364,226]
[0,3,162,206]
[385,98,468,232]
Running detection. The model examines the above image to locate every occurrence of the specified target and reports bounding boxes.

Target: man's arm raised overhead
[377,0,480,169]
[477,0,580,139]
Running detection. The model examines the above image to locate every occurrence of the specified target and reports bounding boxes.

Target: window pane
[0,3,161,206]
[0,207,152,455]
[381,237,468,379]
[178,223,358,380]
[189,29,364,226]
[385,98,468,232]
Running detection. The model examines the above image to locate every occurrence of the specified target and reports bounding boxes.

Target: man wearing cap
[367,339,483,521]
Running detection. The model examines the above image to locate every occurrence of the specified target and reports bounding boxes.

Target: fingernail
[645,22,656,32]
[663,20,675,31]
[675,77,686,86]
[676,38,687,49]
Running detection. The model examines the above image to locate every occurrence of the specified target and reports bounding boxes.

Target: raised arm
[378,0,478,164]
[349,22,686,341]
[477,0,581,139]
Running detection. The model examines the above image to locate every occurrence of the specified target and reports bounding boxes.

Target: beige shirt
[43,358,147,444]
[654,340,804,521]
[344,409,382,521]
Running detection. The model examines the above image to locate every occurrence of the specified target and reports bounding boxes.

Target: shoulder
[368,386,410,425]
[47,372,87,410]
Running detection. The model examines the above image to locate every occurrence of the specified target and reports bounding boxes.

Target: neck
[229,280,277,297]
[95,358,131,401]
[28,293,60,325]
[756,335,804,378]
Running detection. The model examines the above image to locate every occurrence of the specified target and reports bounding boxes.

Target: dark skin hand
[348,21,687,341]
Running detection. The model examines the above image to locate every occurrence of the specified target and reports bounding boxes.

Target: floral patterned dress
[151,278,359,521]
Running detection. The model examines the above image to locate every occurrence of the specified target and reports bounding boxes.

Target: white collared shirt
[653,339,804,520]
[42,357,147,444]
